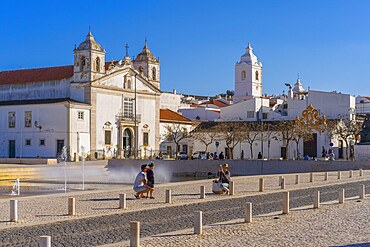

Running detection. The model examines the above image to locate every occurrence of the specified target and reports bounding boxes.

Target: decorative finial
[144,37,148,48]
[124,43,129,57]
[297,73,300,79]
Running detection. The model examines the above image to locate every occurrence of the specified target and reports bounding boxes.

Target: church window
[152,67,157,81]
[105,130,112,145]
[255,71,259,81]
[139,66,144,75]
[78,111,84,120]
[143,132,149,146]
[241,70,246,80]
[24,111,32,128]
[96,57,101,72]
[80,56,86,71]
[8,112,15,128]
[123,98,133,118]
[127,80,132,89]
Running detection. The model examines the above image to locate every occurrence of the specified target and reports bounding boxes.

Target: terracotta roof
[0,62,112,85]
[160,109,194,124]
[200,99,229,108]
[363,96,370,101]
[0,65,74,85]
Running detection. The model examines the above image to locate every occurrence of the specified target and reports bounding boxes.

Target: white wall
[179,107,220,121]
[0,103,68,158]
[160,92,182,112]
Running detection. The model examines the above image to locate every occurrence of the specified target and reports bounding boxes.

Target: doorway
[123,128,132,158]
[56,140,64,157]
[9,140,15,158]
[304,133,318,158]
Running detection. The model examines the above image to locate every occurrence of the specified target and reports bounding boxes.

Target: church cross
[125,43,129,57]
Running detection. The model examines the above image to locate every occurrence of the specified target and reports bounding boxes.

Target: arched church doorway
[123,128,132,158]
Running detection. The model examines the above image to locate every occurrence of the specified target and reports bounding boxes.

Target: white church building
[0,32,163,160]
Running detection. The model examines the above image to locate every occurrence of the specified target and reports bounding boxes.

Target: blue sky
[1,0,370,96]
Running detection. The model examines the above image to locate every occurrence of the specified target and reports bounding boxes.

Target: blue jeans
[220,183,229,191]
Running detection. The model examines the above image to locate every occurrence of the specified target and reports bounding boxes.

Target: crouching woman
[217,163,231,194]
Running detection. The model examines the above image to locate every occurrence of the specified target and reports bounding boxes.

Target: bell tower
[234,42,263,103]
[74,32,106,83]
[133,39,160,89]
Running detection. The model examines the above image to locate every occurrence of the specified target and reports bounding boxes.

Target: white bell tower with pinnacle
[234,42,263,103]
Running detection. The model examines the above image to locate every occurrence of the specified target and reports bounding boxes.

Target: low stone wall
[107,159,370,177]
[0,158,58,165]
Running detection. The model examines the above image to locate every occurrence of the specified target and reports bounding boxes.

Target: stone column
[259,178,264,192]
[165,189,172,204]
[279,176,283,186]
[281,177,285,189]
[194,211,203,235]
[339,189,345,204]
[310,173,314,182]
[283,191,289,214]
[349,170,353,178]
[313,191,320,209]
[119,193,127,209]
[130,221,140,247]
[295,174,299,185]
[245,202,252,223]
[360,184,366,200]
[10,200,17,222]
[68,197,76,216]
[200,186,206,199]
[324,172,328,181]
[337,171,341,180]
[229,181,235,195]
[39,236,51,247]
[360,169,364,177]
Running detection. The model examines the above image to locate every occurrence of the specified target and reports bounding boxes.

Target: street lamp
[134,73,137,159]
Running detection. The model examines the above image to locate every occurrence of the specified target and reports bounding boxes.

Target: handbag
[212,179,223,194]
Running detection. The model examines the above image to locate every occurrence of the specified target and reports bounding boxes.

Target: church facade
[0,32,162,160]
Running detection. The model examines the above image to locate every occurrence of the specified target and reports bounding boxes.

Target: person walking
[133,164,150,199]
[146,162,155,199]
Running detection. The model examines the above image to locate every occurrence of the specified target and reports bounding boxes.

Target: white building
[192,43,357,160]
[0,33,163,160]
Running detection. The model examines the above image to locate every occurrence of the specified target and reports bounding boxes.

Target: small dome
[238,42,260,66]
[293,78,305,93]
[76,32,104,51]
[134,42,158,62]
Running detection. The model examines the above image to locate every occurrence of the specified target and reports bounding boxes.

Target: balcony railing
[115,113,141,123]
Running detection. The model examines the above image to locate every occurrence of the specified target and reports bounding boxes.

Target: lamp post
[134,74,137,160]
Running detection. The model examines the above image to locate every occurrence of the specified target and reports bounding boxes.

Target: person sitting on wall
[219,152,225,160]
[133,164,150,199]
[257,152,263,159]
[216,163,231,194]
[213,152,219,160]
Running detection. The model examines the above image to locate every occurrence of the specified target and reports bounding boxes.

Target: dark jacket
[217,170,231,184]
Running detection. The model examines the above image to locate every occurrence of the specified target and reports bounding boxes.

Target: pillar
[339,189,345,204]
[194,211,203,235]
[10,199,17,222]
[119,193,127,209]
[283,191,289,214]
[130,221,140,247]
[39,236,51,247]
[200,186,206,199]
[313,191,320,209]
[165,189,172,204]
[68,197,76,216]
[229,181,235,195]
[360,184,365,200]
[259,178,264,192]
[245,202,252,223]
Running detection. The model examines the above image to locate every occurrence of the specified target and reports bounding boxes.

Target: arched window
[96,57,101,72]
[139,66,144,75]
[241,70,246,80]
[152,67,157,81]
[80,56,86,71]
[255,71,259,81]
